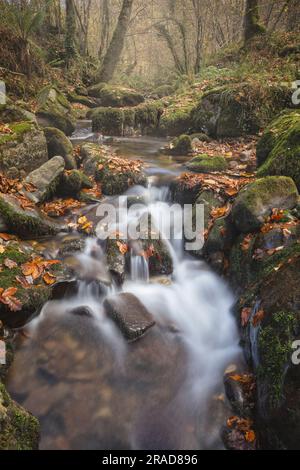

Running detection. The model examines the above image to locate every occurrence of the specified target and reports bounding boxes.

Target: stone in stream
[103,293,156,342]
[0,121,48,178]
[43,127,77,170]
[0,193,62,238]
[22,156,66,204]
[232,176,299,233]
[186,154,228,173]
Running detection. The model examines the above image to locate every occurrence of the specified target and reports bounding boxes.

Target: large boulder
[43,127,76,170]
[88,84,144,107]
[0,103,36,124]
[232,176,299,233]
[257,111,300,190]
[0,193,62,238]
[36,86,76,136]
[103,293,155,342]
[90,107,127,135]
[0,122,48,177]
[23,156,65,204]
[0,383,39,450]
[191,83,291,138]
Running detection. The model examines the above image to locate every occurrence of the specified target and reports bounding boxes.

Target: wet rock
[43,127,77,170]
[88,84,144,108]
[232,176,299,233]
[186,154,228,173]
[170,177,203,205]
[204,216,236,255]
[104,293,155,342]
[58,237,86,258]
[90,107,127,136]
[166,135,192,156]
[0,122,48,177]
[224,373,254,418]
[257,110,300,190]
[67,92,99,109]
[68,306,93,318]
[36,86,76,136]
[0,383,39,450]
[58,170,93,198]
[222,426,256,451]
[106,239,126,284]
[23,156,65,204]
[0,193,62,238]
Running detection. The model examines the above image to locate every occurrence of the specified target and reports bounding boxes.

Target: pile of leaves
[0,172,36,210]
[193,136,257,166]
[41,198,84,218]
[98,156,143,176]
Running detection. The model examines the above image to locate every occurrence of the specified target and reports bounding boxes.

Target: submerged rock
[23,156,65,204]
[104,293,155,342]
[0,383,39,450]
[0,122,48,177]
[43,127,77,170]
[232,176,299,233]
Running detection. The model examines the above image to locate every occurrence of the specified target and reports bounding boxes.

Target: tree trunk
[244,0,265,43]
[96,0,134,83]
[65,0,77,65]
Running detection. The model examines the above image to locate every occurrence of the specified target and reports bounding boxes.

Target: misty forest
[0,0,300,452]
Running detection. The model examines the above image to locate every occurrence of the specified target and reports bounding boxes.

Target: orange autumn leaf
[0,233,17,241]
[117,241,128,255]
[4,258,18,269]
[211,205,229,219]
[241,307,252,327]
[241,234,253,252]
[252,309,265,328]
[0,287,22,312]
[43,272,57,286]
[245,430,256,443]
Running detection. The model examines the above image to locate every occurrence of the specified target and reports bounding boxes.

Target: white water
[7,136,241,450]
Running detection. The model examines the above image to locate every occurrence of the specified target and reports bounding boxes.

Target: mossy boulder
[257,111,300,190]
[58,170,93,197]
[0,103,36,124]
[186,154,228,173]
[232,176,299,233]
[0,122,48,177]
[23,156,65,204]
[159,107,193,137]
[150,85,175,99]
[90,107,125,135]
[0,193,62,238]
[36,86,76,136]
[170,175,203,205]
[191,83,291,138]
[0,383,39,450]
[43,127,76,170]
[168,135,192,156]
[134,101,164,134]
[67,91,98,109]
[88,83,144,107]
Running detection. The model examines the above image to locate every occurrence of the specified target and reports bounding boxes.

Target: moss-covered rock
[23,156,65,204]
[0,122,48,177]
[150,84,175,99]
[67,91,98,108]
[0,383,39,450]
[186,154,228,173]
[159,107,193,137]
[90,107,124,135]
[0,103,36,124]
[0,193,61,238]
[58,170,93,197]
[36,86,76,136]
[88,83,144,107]
[257,111,300,190]
[191,83,291,138]
[43,127,76,170]
[232,176,299,233]
[168,135,192,156]
[134,101,164,134]
[170,175,203,205]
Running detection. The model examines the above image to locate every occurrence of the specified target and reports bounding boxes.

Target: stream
[6,122,241,450]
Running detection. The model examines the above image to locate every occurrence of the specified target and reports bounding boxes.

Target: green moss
[0,383,39,450]
[186,154,228,173]
[134,101,164,133]
[0,122,35,145]
[59,170,93,197]
[91,107,124,135]
[258,311,296,408]
[88,84,144,107]
[160,107,193,136]
[170,135,192,155]
[257,111,300,190]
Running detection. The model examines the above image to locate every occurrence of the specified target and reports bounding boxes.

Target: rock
[170,176,203,205]
[67,91,99,108]
[58,170,93,198]
[189,132,212,143]
[106,239,127,284]
[224,373,254,418]
[149,84,175,99]
[159,107,192,137]
[239,150,252,162]
[0,193,61,238]
[191,83,290,138]
[43,127,76,170]
[23,156,65,204]
[186,154,228,173]
[58,237,86,258]
[204,216,235,255]
[103,293,155,342]
[229,161,239,170]
[0,383,39,450]
[232,176,299,233]
[0,215,8,232]
[168,135,192,156]
[68,306,93,318]
[90,107,126,136]
[257,111,300,190]
[0,122,48,177]
[36,86,76,136]
[88,84,144,107]
[0,103,36,124]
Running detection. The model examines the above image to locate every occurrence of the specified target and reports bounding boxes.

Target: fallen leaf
[43,272,57,286]
[0,287,22,312]
[241,307,252,327]
[252,309,265,327]
[245,430,256,443]
[117,241,128,255]
[4,258,18,269]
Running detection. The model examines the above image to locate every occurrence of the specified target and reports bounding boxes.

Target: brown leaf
[0,287,22,312]
[4,258,18,269]
[252,309,265,328]
[43,272,57,286]
[241,307,251,327]
[245,430,256,443]
[117,241,128,255]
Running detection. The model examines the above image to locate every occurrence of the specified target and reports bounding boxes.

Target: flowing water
[6,124,241,450]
